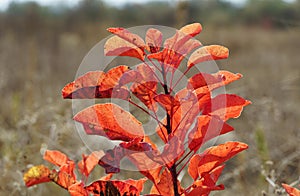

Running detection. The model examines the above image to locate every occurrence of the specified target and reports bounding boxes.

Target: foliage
[22,22,255,195]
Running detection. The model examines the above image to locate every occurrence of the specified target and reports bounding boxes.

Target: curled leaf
[74,103,144,141]
[188,45,229,68]
[23,165,51,187]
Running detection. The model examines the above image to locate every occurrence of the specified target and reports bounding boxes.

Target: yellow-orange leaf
[188,45,229,68]
[23,165,51,187]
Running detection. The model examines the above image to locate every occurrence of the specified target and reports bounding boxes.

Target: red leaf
[150,168,183,196]
[150,136,185,168]
[73,103,144,141]
[127,152,162,184]
[146,28,162,53]
[107,27,146,49]
[118,70,144,86]
[202,94,251,121]
[187,45,229,68]
[186,166,225,196]
[99,138,152,174]
[148,23,202,70]
[282,183,300,196]
[104,35,145,60]
[68,182,89,196]
[155,89,200,143]
[132,81,158,111]
[62,65,130,99]
[43,150,68,167]
[78,151,105,177]
[188,115,234,152]
[188,71,242,92]
[154,94,181,116]
[85,179,144,195]
[188,141,248,180]
[49,161,77,189]
[23,165,51,187]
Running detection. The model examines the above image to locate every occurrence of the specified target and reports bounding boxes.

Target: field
[0,2,299,195]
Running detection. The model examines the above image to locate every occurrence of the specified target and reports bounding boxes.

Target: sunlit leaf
[23,165,51,187]
[43,150,68,167]
[188,115,234,152]
[78,151,105,177]
[108,27,146,49]
[187,45,229,68]
[99,138,152,174]
[188,71,242,93]
[188,141,248,180]
[74,103,144,141]
[105,35,145,60]
[202,94,251,121]
[62,65,130,99]
[146,28,162,53]
[49,161,77,189]
[85,179,143,196]
[154,94,180,116]
[282,183,300,196]
[68,182,89,196]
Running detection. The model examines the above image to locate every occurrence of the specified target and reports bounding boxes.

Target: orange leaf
[154,94,180,116]
[179,23,202,37]
[73,103,144,141]
[188,115,234,152]
[282,183,300,196]
[85,180,141,195]
[104,35,145,60]
[150,168,184,196]
[49,161,77,189]
[99,138,152,173]
[127,152,162,184]
[118,70,144,86]
[23,165,51,187]
[188,71,242,92]
[146,28,162,53]
[187,45,229,68]
[188,141,248,180]
[132,81,158,111]
[62,66,130,99]
[68,182,89,196]
[186,166,225,196]
[202,94,251,121]
[107,27,146,49]
[78,151,105,177]
[155,89,200,143]
[43,150,68,167]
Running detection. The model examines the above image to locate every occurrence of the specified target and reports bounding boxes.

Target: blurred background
[0,0,299,195]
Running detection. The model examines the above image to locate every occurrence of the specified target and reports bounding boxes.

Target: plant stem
[162,64,180,196]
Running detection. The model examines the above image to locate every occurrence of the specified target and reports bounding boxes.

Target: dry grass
[0,24,299,195]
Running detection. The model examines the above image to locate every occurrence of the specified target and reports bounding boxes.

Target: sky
[0,0,247,10]
[0,0,295,10]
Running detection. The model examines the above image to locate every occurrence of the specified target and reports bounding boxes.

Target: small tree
[24,23,252,195]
